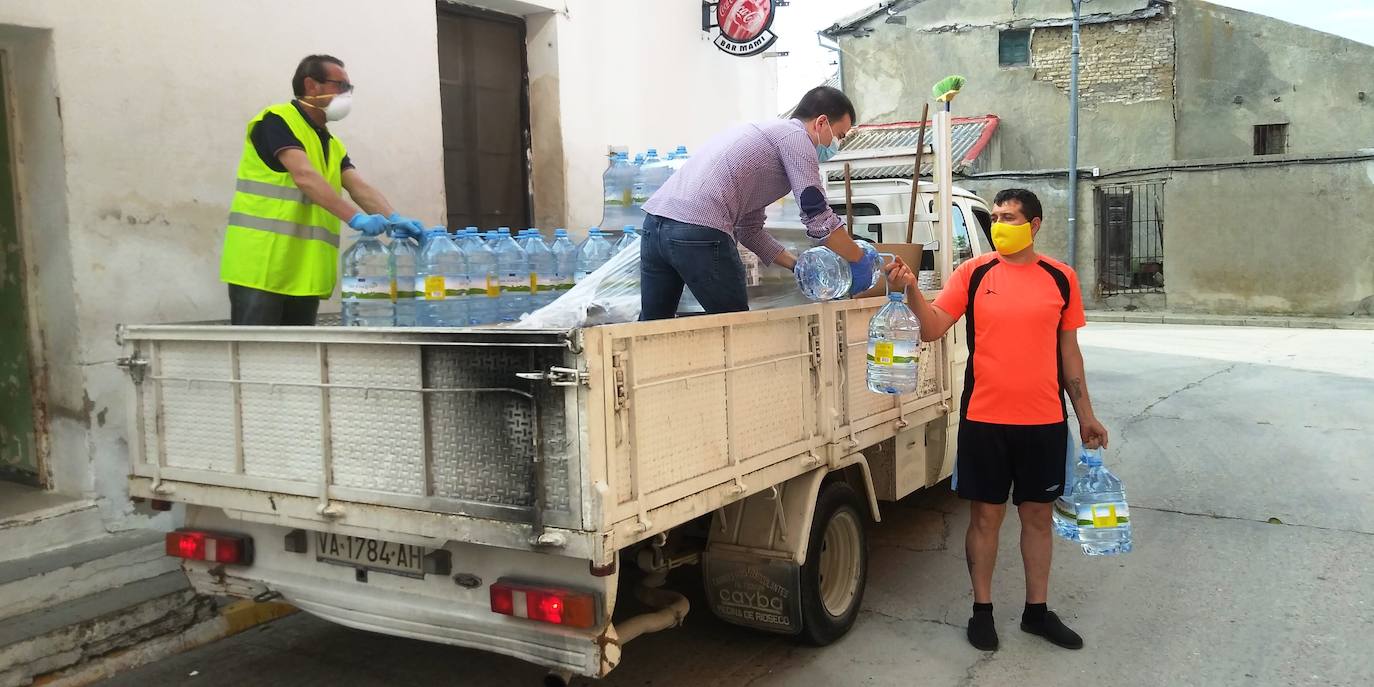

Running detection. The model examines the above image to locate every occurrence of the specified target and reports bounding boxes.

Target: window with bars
[1095,182,1165,295]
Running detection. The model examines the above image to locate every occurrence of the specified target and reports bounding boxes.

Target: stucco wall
[1175,2,1374,159]
[0,0,777,525]
[1161,157,1374,315]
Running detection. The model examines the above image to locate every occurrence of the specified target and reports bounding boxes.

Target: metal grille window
[999,30,1031,67]
[1254,124,1288,156]
[1095,182,1164,295]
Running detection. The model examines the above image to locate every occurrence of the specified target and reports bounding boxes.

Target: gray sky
[771,0,1374,114]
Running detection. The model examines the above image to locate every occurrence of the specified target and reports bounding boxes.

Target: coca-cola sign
[702,0,781,57]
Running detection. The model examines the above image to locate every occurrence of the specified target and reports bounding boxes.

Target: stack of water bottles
[601,145,688,230]
[341,225,577,327]
[1053,446,1134,555]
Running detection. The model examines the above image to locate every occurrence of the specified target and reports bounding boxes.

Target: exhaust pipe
[544,668,573,687]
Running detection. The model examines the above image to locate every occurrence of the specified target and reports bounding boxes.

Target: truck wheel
[799,481,868,646]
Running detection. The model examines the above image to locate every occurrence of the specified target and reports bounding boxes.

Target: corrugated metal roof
[825,115,1000,181]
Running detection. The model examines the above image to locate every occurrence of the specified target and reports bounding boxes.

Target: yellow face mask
[990,221,1034,255]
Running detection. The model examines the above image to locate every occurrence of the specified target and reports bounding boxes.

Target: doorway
[0,52,42,487]
[436,4,532,230]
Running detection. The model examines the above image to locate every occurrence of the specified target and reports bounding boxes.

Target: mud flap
[702,548,803,635]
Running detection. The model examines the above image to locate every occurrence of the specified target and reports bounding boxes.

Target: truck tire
[798,481,869,646]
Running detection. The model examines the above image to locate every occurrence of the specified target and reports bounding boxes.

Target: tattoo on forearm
[1068,377,1086,402]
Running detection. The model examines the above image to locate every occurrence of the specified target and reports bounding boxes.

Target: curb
[36,599,296,687]
[1086,312,1374,331]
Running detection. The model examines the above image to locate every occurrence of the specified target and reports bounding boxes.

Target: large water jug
[668,145,690,172]
[418,229,468,327]
[388,229,420,326]
[524,230,557,310]
[602,153,635,232]
[341,234,393,326]
[491,228,530,321]
[634,149,672,211]
[615,225,639,255]
[794,247,852,301]
[1071,449,1133,556]
[576,229,615,283]
[866,292,921,394]
[1053,446,1093,542]
[550,229,578,300]
[460,229,499,325]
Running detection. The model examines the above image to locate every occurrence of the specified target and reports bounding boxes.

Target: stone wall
[1030,16,1175,108]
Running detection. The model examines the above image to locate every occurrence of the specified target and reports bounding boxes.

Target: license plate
[315,533,430,578]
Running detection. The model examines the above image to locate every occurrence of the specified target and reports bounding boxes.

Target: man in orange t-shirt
[905,189,1110,653]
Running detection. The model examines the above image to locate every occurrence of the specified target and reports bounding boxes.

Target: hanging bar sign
[702,0,781,57]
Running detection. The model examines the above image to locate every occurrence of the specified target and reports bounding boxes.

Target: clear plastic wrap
[515,227,820,329]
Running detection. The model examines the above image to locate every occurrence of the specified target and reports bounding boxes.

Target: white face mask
[324,92,352,121]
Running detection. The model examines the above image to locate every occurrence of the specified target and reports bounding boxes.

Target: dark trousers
[228,284,320,325]
[639,214,749,321]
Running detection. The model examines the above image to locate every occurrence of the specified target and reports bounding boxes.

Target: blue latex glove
[348,212,388,237]
[847,244,881,297]
[387,212,427,239]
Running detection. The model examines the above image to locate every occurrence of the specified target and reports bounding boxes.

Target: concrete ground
[96,324,1374,687]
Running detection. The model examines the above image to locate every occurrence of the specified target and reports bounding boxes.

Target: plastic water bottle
[387,229,420,326]
[668,145,690,171]
[853,241,882,294]
[576,229,614,282]
[491,228,530,321]
[602,153,635,232]
[1053,448,1094,542]
[794,247,852,301]
[634,148,672,210]
[524,230,556,310]
[551,229,577,300]
[417,229,467,327]
[615,225,639,254]
[459,229,498,325]
[341,234,393,326]
[1072,449,1133,556]
[866,292,921,394]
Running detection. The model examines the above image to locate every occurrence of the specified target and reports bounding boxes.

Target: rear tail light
[489,580,598,629]
[165,530,253,565]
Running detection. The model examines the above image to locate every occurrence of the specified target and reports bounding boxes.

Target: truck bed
[120,299,950,567]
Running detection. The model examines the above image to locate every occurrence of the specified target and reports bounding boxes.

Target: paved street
[99,324,1374,687]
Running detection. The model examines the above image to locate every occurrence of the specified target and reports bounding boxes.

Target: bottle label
[342,277,390,301]
[1077,501,1130,528]
[867,340,916,367]
[424,275,446,301]
[500,271,529,294]
[485,275,500,298]
[530,273,540,294]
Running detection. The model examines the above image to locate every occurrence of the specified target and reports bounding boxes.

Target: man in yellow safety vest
[219,54,425,325]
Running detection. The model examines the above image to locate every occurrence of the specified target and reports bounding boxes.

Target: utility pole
[1067,0,1082,269]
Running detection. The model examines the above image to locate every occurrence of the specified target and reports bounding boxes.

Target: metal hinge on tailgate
[516,366,589,387]
[611,352,629,410]
[809,321,822,368]
[116,355,149,384]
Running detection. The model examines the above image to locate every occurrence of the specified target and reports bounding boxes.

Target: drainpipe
[1067,0,1082,269]
[817,33,844,93]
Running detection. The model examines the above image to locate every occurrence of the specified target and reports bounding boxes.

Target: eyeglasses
[319,78,354,93]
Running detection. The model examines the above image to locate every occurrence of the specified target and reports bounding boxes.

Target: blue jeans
[639,214,749,320]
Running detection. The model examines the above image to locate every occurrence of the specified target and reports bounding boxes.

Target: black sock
[1024,602,1048,623]
[967,603,998,651]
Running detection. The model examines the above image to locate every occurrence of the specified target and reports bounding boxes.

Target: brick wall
[1030,16,1175,108]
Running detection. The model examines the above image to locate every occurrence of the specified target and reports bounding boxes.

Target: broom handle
[905,103,931,244]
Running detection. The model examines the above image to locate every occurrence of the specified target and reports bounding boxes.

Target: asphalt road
[98,324,1374,687]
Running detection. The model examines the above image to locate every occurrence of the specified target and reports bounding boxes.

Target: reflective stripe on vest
[219,102,347,297]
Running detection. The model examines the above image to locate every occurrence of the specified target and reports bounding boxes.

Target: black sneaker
[967,611,999,651]
[1020,610,1084,650]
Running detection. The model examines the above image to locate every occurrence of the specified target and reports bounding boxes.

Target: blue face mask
[816,120,841,162]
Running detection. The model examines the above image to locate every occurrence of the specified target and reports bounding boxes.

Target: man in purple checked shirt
[639,86,906,320]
